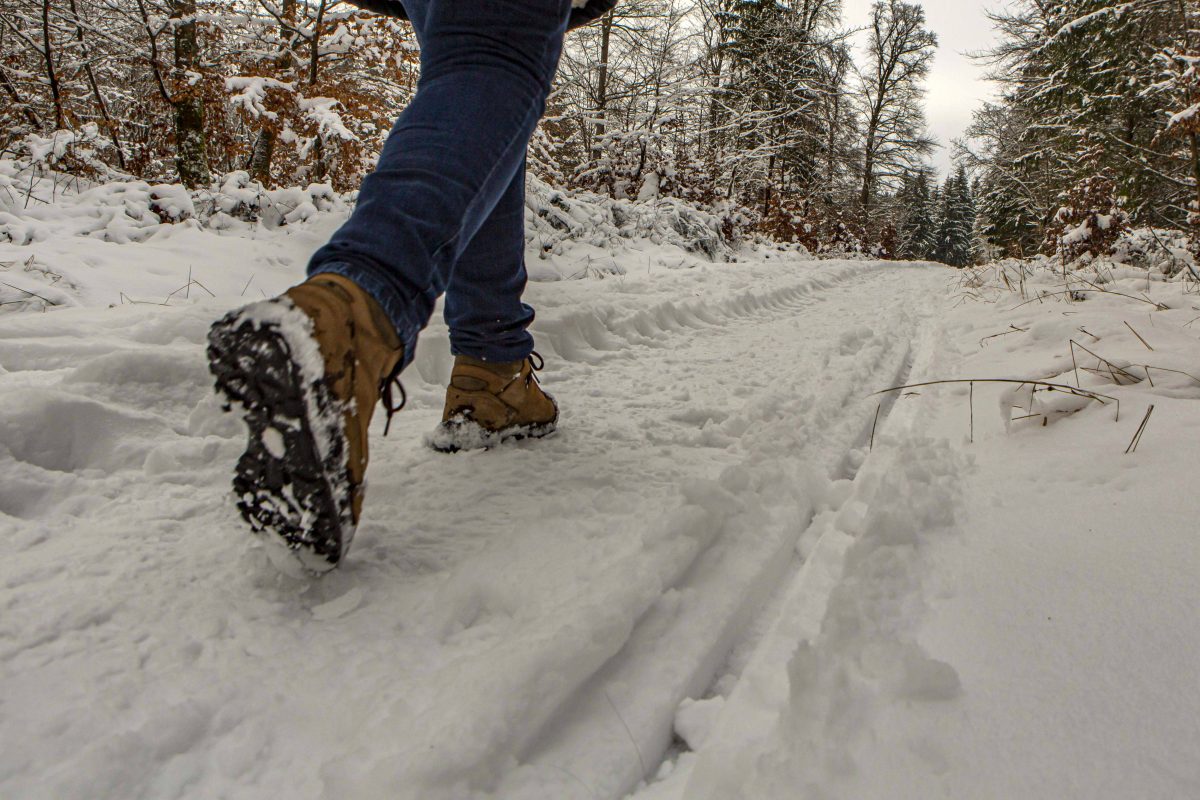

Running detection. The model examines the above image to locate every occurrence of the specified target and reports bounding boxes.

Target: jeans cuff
[448,337,534,364]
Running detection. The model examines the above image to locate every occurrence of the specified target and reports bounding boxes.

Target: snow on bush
[0,155,346,244]
[0,163,757,314]
[0,126,121,186]
[1,147,744,263]
[1043,175,1129,262]
[524,174,744,263]
[1108,228,1198,278]
[199,171,344,229]
[1035,226,1197,279]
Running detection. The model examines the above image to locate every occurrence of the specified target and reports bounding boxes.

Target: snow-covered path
[0,256,946,799]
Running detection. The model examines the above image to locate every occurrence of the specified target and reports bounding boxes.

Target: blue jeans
[307,0,572,367]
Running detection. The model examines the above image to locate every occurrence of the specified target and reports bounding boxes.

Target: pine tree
[896,168,937,259]
[719,0,843,213]
[934,166,977,267]
[964,0,1198,253]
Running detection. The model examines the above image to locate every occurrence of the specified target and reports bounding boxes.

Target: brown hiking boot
[206,273,404,574]
[428,353,559,452]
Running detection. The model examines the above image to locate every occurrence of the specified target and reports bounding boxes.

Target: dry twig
[979,324,1028,348]
[872,378,1120,422]
[1124,321,1154,351]
[1125,405,1155,454]
[870,403,881,451]
[1010,288,1167,312]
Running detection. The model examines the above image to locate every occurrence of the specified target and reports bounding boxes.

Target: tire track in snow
[402,258,887,386]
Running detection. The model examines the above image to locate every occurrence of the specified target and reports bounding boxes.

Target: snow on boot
[427,353,558,453]
[206,274,404,575]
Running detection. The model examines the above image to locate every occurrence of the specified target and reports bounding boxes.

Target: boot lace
[526,351,545,387]
[381,360,407,437]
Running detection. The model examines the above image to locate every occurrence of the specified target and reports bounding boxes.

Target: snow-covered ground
[632,259,1200,799]
[2,194,1198,799]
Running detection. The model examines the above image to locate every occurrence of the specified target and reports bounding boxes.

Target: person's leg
[307,0,571,369]
[443,159,534,362]
[428,158,555,454]
[208,0,571,570]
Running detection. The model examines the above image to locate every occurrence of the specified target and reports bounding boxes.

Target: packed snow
[2,184,1198,799]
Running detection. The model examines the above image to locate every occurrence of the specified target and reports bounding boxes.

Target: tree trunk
[1180,0,1200,230]
[762,153,775,217]
[309,0,329,182]
[41,0,65,130]
[247,130,277,185]
[247,0,297,185]
[1190,132,1200,229]
[593,11,613,160]
[170,0,211,187]
[860,138,875,213]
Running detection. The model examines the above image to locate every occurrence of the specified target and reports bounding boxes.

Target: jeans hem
[448,340,535,364]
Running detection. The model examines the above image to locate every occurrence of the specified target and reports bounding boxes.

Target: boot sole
[207,302,352,575]
[426,416,558,454]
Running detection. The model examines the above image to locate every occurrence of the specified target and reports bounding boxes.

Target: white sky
[841,0,1001,176]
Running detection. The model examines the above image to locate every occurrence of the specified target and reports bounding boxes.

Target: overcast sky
[841,0,1001,176]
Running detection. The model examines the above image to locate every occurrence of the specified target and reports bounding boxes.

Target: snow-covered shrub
[1044,175,1129,262]
[147,185,196,223]
[2,126,118,185]
[569,128,719,207]
[194,171,345,228]
[758,196,804,244]
[756,196,873,257]
[1107,228,1198,278]
[207,171,267,222]
[525,174,741,261]
[1157,45,1200,253]
[984,226,1198,292]
[0,159,739,262]
[0,157,348,244]
[873,222,899,260]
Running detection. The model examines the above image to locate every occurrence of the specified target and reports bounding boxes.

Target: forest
[1,0,1198,267]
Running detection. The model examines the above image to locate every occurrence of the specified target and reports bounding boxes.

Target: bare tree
[856,0,936,214]
[67,0,125,166]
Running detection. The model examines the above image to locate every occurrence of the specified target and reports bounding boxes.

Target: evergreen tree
[964,0,1197,254]
[934,165,977,267]
[718,0,843,214]
[896,168,937,259]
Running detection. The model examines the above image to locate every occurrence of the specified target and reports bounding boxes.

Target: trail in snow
[630,259,1200,800]
[0,253,946,799]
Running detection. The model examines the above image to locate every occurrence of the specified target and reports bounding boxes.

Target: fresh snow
[629,258,1200,800]
[2,196,1199,799]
